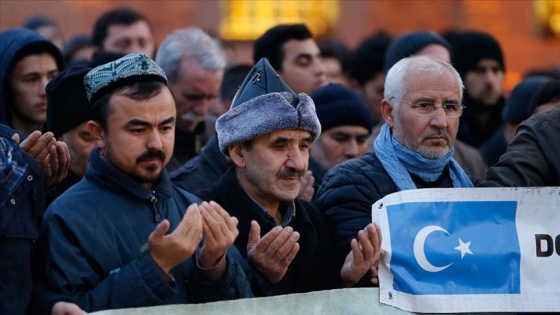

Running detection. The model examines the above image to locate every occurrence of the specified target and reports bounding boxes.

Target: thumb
[246,220,261,251]
[149,219,170,243]
[11,133,20,144]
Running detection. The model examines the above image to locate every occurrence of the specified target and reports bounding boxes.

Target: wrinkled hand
[198,201,239,268]
[247,220,300,284]
[340,223,382,287]
[297,170,315,202]
[16,131,70,189]
[51,301,87,315]
[43,141,70,189]
[148,203,203,273]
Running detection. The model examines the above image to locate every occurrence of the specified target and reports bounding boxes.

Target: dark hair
[221,64,252,102]
[349,31,392,86]
[318,39,352,76]
[253,24,313,72]
[529,80,560,113]
[92,7,149,48]
[92,80,165,131]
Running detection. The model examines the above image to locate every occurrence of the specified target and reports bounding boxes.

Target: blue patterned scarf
[374,124,474,191]
[0,137,28,196]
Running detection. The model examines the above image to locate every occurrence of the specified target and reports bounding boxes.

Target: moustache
[424,130,450,142]
[180,112,204,124]
[278,169,305,179]
[136,150,166,163]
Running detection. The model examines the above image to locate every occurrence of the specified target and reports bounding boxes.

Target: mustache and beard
[277,169,305,179]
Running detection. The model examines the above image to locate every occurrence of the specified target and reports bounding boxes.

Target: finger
[274,230,300,261]
[200,201,228,235]
[56,141,70,179]
[265,227,298,256]
[350,238,363,264]
[175,203,201,236]
[208,200,238,232]
[200,202,222,241]
[18,130,41,152]
[149,219,170,243]
[358,228,374,261]
[247,220,261,252]
[282,242,300,266]
[11,133,20,144]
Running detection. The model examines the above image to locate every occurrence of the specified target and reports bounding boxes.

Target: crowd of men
[2,7,560,315]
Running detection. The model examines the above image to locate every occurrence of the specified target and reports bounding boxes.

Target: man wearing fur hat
[196,58,382,296]
[37,53,251,313]
[317,56,478,286]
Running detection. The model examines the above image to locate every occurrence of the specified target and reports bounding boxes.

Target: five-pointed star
[454,238,473,259]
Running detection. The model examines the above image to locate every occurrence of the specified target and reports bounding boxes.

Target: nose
[285,148,306,171]
[344,139,360,158]
[147,130,163,150]
[315,59,326,76]
[430,106,448,128]
[39,76,50,96]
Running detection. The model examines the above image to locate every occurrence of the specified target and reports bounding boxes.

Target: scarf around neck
[373,124,474,191]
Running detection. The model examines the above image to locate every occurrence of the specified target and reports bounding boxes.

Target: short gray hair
[155,27,226,84]
[384,56,463,110]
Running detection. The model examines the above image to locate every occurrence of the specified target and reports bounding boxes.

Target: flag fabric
[373,187,560,313]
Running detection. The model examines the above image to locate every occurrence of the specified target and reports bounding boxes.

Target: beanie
[46,65,93,137]
[310,83,373,133]
[384,30,451,74]
[216,58,321,156]
[350,31,392,85]
[502,76,551,123]
[444,30,505,79]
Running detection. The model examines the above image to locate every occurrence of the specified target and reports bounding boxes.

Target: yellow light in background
[534,0,560,37]
[220,0,339,41]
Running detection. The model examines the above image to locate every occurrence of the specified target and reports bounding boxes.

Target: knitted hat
[444,30,505,79]
[384,30,451,74]
[216,58,321,156]
[350,31,392,85]
[84,52,167,106]
[310,83,373,133]
[46,65,93,137]
[502,76,551,123]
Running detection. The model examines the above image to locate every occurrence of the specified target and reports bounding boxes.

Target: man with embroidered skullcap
[196,58,381,296]
[36,52,251,313]
[317,56,478,286]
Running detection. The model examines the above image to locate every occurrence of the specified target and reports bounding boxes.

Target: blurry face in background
[103,21,155,58]
[35,25,64,51]
[361,72,385,123]
[10,53,59,131]
[463,58,504,106]
[279,38,327,94]
[60,122,96,177]
[169,58,224,133]
[311,125,369,170]
[323,57,348,86]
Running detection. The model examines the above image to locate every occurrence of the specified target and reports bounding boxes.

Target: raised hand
[198,201,239,268]
[246,220,300,284]
[17,131,55,164]
[148,203,203,273]
[297,170,315,202]
[340,223,382,287]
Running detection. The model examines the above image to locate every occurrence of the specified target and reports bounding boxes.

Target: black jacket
[480,107,560,187]
[316,151,478,273]
[197,167,342,296]
[171,136,232,193]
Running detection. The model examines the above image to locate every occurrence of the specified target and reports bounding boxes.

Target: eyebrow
[125,116,175,128]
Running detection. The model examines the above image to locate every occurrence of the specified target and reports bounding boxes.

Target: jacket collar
[86,147,174,200]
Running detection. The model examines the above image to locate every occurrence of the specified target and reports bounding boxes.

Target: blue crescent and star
[413,225,473,272]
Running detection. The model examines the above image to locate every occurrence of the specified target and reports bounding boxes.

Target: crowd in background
[2,7,560,315]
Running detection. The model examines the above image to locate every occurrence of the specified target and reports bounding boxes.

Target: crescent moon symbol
[413,225,453,272]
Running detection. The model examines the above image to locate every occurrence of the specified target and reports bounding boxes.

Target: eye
[442,103,459,112]
[130,128,145,134]
[416,102,433,109]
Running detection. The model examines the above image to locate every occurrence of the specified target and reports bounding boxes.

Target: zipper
[151,191,162,223]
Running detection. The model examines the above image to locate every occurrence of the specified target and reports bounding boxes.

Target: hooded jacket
[37,147,251,312]
[0,28,64,134]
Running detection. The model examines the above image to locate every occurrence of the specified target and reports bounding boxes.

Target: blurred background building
[2,0,560,90]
